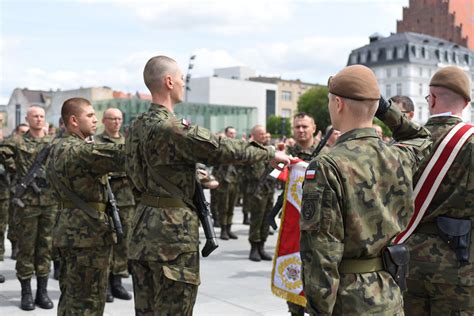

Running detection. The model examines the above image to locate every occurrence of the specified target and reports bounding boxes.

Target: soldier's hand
[271,151,290,169]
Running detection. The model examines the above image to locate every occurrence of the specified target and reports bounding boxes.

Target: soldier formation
[0,55,472,316]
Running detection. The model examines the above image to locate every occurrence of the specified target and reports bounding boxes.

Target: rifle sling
[48,158,100,219]
[16,146,51,194]
[150,172,194,208]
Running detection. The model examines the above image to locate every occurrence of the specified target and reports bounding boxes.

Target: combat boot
[35,276,54,309]
[106,281,114,303]
[227,225,238,239]
[53,260,60,280]
[110,274,132,300]
[19,278,35,311]
[249,242,261,262]
[0,274,5,283]
[11,242,18,260]
[220,225,229,240]
[243,213,250,225]
[258,242,272,261]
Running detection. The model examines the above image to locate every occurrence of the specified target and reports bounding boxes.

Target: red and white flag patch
[305,169,316,180]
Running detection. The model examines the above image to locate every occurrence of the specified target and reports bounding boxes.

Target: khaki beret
[328,65,380,101]
[430,66,471,101]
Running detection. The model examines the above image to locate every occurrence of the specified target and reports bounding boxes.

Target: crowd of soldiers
[0,55,472,316]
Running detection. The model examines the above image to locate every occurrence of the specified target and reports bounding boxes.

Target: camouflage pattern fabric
[57,246,111,316]
[210,188,220,224]
[214,164,239,226]
[95,132,135,277]
[243,158,275,242]
[125,103,274,312]
[0,132,58,280]
[130,252,199,316]
[0,198,7,261]
[300,106,432,315]
[405,115,474,315]
[48,132,125,314]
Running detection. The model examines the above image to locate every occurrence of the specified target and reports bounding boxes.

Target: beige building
[249,76,319,119]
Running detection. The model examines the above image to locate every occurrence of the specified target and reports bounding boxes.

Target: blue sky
[0,0,408,104]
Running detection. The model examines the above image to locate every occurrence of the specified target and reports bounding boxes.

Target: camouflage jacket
[95,132,135,207]
[407,115,474,286]
[300,106,432,315]
[125,103,274,261]
[0,162,9,200]
[242,145,275,195]
[0,132,56,206]
[286,141,318,162]
[48,132,125,248]
[213,163,238,186]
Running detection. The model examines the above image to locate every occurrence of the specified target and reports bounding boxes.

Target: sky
[0,0,408,104]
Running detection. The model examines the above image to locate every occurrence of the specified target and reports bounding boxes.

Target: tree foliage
[266,115,291,138]
[297,86,331,133]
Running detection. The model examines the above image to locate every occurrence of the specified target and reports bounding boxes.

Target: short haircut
[61,97,91,127]
[251,124,264,136]
[390,95,414,112]
[15,123,29,132]
[143,55,179,93]
[293,112,315,125]
[224,126,235,133]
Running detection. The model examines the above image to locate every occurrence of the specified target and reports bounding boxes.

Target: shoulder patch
[181,119,191,129]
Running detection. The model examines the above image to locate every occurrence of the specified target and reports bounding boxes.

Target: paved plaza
[0,200,292,315]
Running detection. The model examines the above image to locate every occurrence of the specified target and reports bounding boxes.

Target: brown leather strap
[338,257,384,274]
[60,201,107,212]
[141,193,187,208]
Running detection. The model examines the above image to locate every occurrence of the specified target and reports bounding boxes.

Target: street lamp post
[185,55,196,102]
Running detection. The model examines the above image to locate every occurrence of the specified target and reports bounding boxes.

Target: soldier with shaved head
[0,105,57,310]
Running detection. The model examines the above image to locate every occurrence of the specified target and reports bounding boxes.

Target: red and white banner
[270,160,308,307]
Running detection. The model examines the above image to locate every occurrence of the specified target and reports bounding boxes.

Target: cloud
[111,0,294,35]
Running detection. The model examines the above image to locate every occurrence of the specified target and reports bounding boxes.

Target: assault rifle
[12,146,51,208]
[194,179,218,257]
[266,128,334,230]
[106,178,124,244]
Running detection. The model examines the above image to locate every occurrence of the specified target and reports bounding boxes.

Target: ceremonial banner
[271,160,308,307]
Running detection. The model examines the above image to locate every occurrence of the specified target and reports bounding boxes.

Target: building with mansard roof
[347,32,474,123]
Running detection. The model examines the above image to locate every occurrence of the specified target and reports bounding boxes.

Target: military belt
[338,257,384,274]
[60,201,107,212]
[141,193,187,208]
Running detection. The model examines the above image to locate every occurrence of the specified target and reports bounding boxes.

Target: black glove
[375,96,391,119]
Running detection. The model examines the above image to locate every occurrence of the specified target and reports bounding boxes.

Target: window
[360,52,367,63]
[397,67,403,77]
[281,108,292,118]
[419,67,423,77]
[418,106,423,121]
[386,68,392,78]
[419,83,423,96]
[397,47,405,59]
[386,48,393,60]
[281,90,292,101]
[371,50,378,62]
[350,54,358,64]
[386,84,392,97]
[396,83,402,95]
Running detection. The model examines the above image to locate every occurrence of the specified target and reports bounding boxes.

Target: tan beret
[328,65,380,101]
[430,66,471,101]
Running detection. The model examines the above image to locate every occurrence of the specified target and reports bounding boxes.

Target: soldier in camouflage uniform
[300,65,431,315]
[404,67,474,315]
[48,98,125,315]
[213,126,240,240]
[125,55,290,315]
[0,106,58,311]
[95,107,134,302]
[0,113,8,283]
[245,125,276,262]
[285,112,317,316]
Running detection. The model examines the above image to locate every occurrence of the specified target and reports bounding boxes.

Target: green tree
[266,115,291,138]
[297,86,331,133]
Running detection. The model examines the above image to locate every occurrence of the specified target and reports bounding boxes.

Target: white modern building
[187,67,278,126]
[347,32,474,124]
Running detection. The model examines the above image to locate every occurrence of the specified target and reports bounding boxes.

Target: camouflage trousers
[241,186,250,217]
[0,198,8,261]
[110,205,133,277]
[287,301,305,316]
[217,182,238,226]
[15,205,57,279]
[248,191,274,243]
[210,189,220,224]
[404,279,474,315]
[57,245,111,316]
[7,198,17,245]
[130,252,200,316]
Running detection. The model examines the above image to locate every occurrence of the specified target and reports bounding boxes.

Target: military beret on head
[328,65,380,101]
[430,66,471,101]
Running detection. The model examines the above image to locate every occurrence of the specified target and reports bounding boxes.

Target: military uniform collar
[23,131,49,142]
[150,103,169,112]
[97,131,122,141]
[426,115,463,126]
[291,141,317,155]
[336,128,378,144]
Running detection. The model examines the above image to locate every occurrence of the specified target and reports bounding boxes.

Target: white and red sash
[393,122,474,245]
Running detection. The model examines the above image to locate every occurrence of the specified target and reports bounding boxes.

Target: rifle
[193,179,218,257]
[266,128,335,229]
[12,146,51,208]
[106,177,124,244]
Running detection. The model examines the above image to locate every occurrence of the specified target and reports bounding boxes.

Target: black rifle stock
[266,129,335,229]
[13,146,51,208]
[193,179,218,257]
[106,178,124,244]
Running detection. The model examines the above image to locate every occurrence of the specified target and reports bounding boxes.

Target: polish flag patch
[305,169,316,180]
